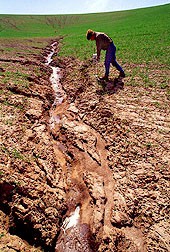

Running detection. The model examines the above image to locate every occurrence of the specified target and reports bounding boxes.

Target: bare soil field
[0,38,169,251]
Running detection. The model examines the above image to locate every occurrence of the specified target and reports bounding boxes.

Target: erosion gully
[44,41,145,251]
[44,41,115,251]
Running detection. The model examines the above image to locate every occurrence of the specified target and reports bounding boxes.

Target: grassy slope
[59,4,170,65]
[0,4,170,65]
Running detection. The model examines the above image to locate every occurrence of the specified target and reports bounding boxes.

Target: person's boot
[99,75,109,81]
[119,71,125,78]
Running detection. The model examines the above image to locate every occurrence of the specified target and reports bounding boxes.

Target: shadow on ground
[96,77,124,95]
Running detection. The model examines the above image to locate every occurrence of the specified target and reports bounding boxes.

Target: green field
[0,4,170,65]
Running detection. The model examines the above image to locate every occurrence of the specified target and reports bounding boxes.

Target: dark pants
[105,42,124,76]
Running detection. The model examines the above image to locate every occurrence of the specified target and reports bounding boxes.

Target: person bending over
[86,29,125,81]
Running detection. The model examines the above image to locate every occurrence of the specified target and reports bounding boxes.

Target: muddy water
[45,42,66,130]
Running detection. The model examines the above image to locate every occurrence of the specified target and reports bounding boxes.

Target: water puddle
[62,205,80,232]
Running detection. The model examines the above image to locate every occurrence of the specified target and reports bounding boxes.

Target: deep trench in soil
[46,41,116,251]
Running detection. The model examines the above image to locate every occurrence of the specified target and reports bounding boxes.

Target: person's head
[86,29,96,40]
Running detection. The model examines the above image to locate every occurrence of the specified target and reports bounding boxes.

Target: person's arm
[96,41,101,61]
